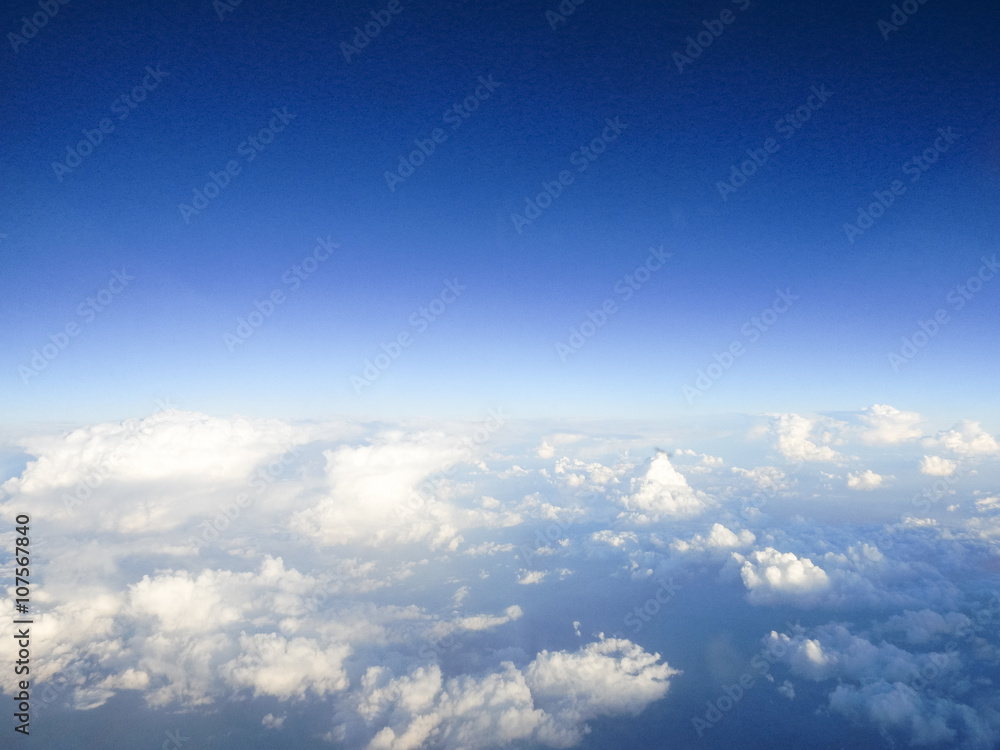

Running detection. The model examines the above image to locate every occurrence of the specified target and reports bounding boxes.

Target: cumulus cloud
[922,421,1000,456]
[920,455,958,476]
[355,637,678,750]
[223,633,351,700]
[846,469,886,490]
[0,410,318,534]
[617,452,707,522]
[731,465,789,490]
[4,409,1000,748]
[517,570,548,585]
[736,548,830,603]
[766,621,995,748]
[766,413,844,462]
[590,530,638,548]
[671,523,755,553]
[858,404,923,445]
[882,609,972,645]
[288,429,508,548]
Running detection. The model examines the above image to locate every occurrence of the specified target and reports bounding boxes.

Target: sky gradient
[2,0,998,427]
[2,1,1000,749]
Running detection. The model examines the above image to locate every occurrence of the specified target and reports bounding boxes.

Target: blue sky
[2,1,1000,748]
[2,0,998,427]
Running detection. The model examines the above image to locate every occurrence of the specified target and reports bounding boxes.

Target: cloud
[517,570,548,585]
[0,410,318,534]
[858,404,923,445]
[922,421,1000,456]
[590,530,638,548]
[288,430,503,548]
[736,547,830,603]
[731,465,789,490]
[766,413,844,462]
[846,469,886,490]
[920,455,957,476]
[617,452,707,522]
[882,609,972,645]
[355,637,678,750]
[223,633,351,700]
[671,523,755,553]
[763,619,998,747]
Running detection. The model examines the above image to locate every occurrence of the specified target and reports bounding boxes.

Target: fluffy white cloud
[0,410,320,534]
[590,530,638,548]
[671,523,755,553]
[1,410,315,495]
[920,455,958,476]
[766,413,844,462]
[736,548,830,603]
[858,404,923,445]
[517,570,548,585]
[288,430,506,548]
[223,633,350,700]
[356,637,678,750]
[846,469,887,490]
[618,452,707,521]
[922,421,1000,456]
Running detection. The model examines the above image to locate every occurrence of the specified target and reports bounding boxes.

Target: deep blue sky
[2,0,998,426]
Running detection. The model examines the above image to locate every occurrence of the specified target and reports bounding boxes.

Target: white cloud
[858,404,923,445]
[356,637,678,750]
[618,453,707,522]
[288,430,502,548]
[731,465,788,490]
[590,530,638,548]
[767,413,844,462]
[223,633,350,700]
[920,455,957,476]
[846,469,886,490]
[262,712,286,729]
[922,421,1000,456]
[517,570,548,585]
[736,548,830,603]
[671,523,755,553]
[463,542,515,556]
